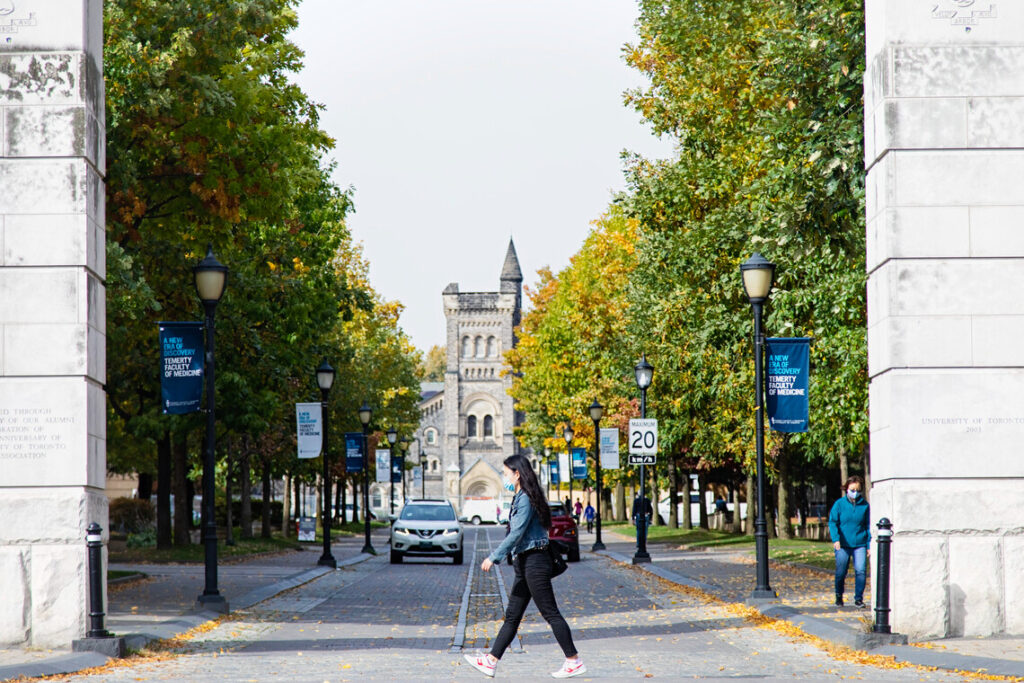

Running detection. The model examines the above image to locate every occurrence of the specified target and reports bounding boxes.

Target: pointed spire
[500,238,522,282]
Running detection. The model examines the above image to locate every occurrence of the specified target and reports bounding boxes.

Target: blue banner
[345,432,364,472]
[158,322,205,415]
[766,337,810,433]
[392,454,404,484]
[571,447,587,480]
[549,461,560,485]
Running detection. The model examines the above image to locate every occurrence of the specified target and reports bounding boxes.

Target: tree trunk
[352,479,360,522]
[261,456,272,538]
[225,448,235,545]
[172,432,191,546]
[667,455,678,529]
[156,431,172,549]
[614,482,625,522]
[240,439,253,539]
[340,475,348,525]
[315,474,323,532]
[697,473,709,530]
[334,474,342,524]
[776,442,793,539]
[839,446,849,489]
[681,470,692,530]
[745,475,755,535]
[293,475,301,521]
[283,473,292,538]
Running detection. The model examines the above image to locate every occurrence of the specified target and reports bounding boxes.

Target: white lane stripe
[449,527,478,652]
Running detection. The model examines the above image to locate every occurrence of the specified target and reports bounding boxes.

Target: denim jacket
[488,490,549,563]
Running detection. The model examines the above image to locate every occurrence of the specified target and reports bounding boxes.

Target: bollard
[85,523,111,638]
[73,524,126,657]
[872,517,894,634]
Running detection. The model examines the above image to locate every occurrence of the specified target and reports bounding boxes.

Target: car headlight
[443,528,459,535]
[394,527,411,535]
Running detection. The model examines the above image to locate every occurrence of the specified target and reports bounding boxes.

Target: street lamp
[387,427,398,515]
[316,361,336,569]
[741,252,777,599]
[416,438,426,499]
[544,447,552,497]
[193,245,228,613]
[633,354,653,565]
[589,399,606,551]
[563,423,575,512]
[358,401,375,554]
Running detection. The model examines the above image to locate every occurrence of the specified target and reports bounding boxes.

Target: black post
[751,301,775,598]
[318,387,336,568]
[361,422,375,554]
[390,447,395,515]
[873,518,894,633]
[197,301,228,612]
[592,416,605,551]
[85,523,109,638]
[568,442,574,517]
[633,388,651,564]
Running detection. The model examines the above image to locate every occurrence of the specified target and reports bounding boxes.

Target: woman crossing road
[463,454,586,679]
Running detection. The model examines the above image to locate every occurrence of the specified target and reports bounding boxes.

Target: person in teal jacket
[828,475,871,607]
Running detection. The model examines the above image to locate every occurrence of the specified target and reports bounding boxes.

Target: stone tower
[417,240,524,511]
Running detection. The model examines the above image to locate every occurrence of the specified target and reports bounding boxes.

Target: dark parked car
[548,501,580,562]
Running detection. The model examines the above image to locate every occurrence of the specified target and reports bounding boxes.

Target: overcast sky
[290,0,672,351]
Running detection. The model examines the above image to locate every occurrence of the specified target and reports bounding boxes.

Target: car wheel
[568,543,580,562]
[390,550,403,564]
[452,549,464,565]
[471,516,482,525]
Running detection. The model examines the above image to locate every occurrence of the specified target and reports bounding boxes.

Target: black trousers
[490,548,577,660]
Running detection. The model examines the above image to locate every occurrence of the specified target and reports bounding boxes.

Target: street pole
[633,384,651,564]
[358,402,375,555]
[317,361,336,569]
[590,400,606,552]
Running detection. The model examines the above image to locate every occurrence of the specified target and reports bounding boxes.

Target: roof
[500,238,522,281]
[420,382,443,402]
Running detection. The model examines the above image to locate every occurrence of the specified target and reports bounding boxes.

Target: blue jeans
[835,546,867,602]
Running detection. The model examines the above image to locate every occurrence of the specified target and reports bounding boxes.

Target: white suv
[390,499,464,564]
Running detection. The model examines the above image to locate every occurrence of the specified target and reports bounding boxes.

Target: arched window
[461,336,471,357]
[487,336,497,357]
[431,460,439,472]
[372,490,382,508]
[474,336,484,357]
[426,428,437,445]
[467,415,477,437]
[483,415,494,437]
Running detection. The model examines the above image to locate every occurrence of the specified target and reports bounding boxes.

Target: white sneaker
[464,653,496,678]
[551,659,586,678]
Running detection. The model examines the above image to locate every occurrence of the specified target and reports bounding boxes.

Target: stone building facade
[413,241,537,514]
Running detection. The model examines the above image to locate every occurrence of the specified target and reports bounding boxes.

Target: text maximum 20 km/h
[628,418,657,465]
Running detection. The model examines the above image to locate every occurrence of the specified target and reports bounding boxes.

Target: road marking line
[449,527,478,652]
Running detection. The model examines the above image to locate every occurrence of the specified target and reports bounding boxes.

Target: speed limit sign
[628,418,657,464]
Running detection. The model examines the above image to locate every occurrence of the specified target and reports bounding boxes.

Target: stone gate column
[866,1,1024,639]
[0,0,105,646]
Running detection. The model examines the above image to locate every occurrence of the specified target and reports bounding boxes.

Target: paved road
[57,528,972,681]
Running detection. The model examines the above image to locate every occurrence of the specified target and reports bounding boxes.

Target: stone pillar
[0,0,105,647]
[866,1,1024,639]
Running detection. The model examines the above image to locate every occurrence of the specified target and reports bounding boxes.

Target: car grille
[411,529,443,539]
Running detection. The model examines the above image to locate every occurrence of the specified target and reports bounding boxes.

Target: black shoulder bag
[548,539,568,578]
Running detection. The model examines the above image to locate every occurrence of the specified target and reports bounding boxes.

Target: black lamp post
[544,448,552,497]
[589,400,605,551]
[387,427,398,515]
[633,354,653,565]
[563,424,575,511]
[193,245,229,613]
[416,438,425,499]
[316,361,336,569]
[358,401,375,554]
[741,252,777,599]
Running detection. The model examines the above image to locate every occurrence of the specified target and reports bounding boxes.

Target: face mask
[502,476,515,492]
[847,490,859,500]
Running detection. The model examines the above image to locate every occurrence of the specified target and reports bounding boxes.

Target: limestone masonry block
[0,159,90,214]
[29,544,87,647]
[948,537,1004,636]
[0,488,96,544]
[893,46,1024,99]
[3,323,89,375]
[867,315,972,375]
[866,206,970,274]
[893,150,1024,207]
[969,206,1024,258]
[892,536,949,639]
[870,259,1024,320]
[4,105,87,158]
[0,1,103,56]
[887,480,1024,534]
[865,1,1024,58]
[0,548,29,644]
[1003,538,1024,634]
[2,214,90,267]
[968,97,1024,148]
[971,316,1024,367]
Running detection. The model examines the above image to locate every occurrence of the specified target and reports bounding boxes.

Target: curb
[592,548,1024,679]
[0,553,375,683]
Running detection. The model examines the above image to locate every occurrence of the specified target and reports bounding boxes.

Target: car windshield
[548,503,569,517]
[400,505,455,521]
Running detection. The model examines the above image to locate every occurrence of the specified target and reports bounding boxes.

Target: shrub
[126,527,157,548]
[109,497,155,534]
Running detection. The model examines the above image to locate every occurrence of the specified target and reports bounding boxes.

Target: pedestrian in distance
[631,492,652,526]
[464,454,586,679]
[573,497,582,524]
[828,475,871,608]
[583,501,595,533]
